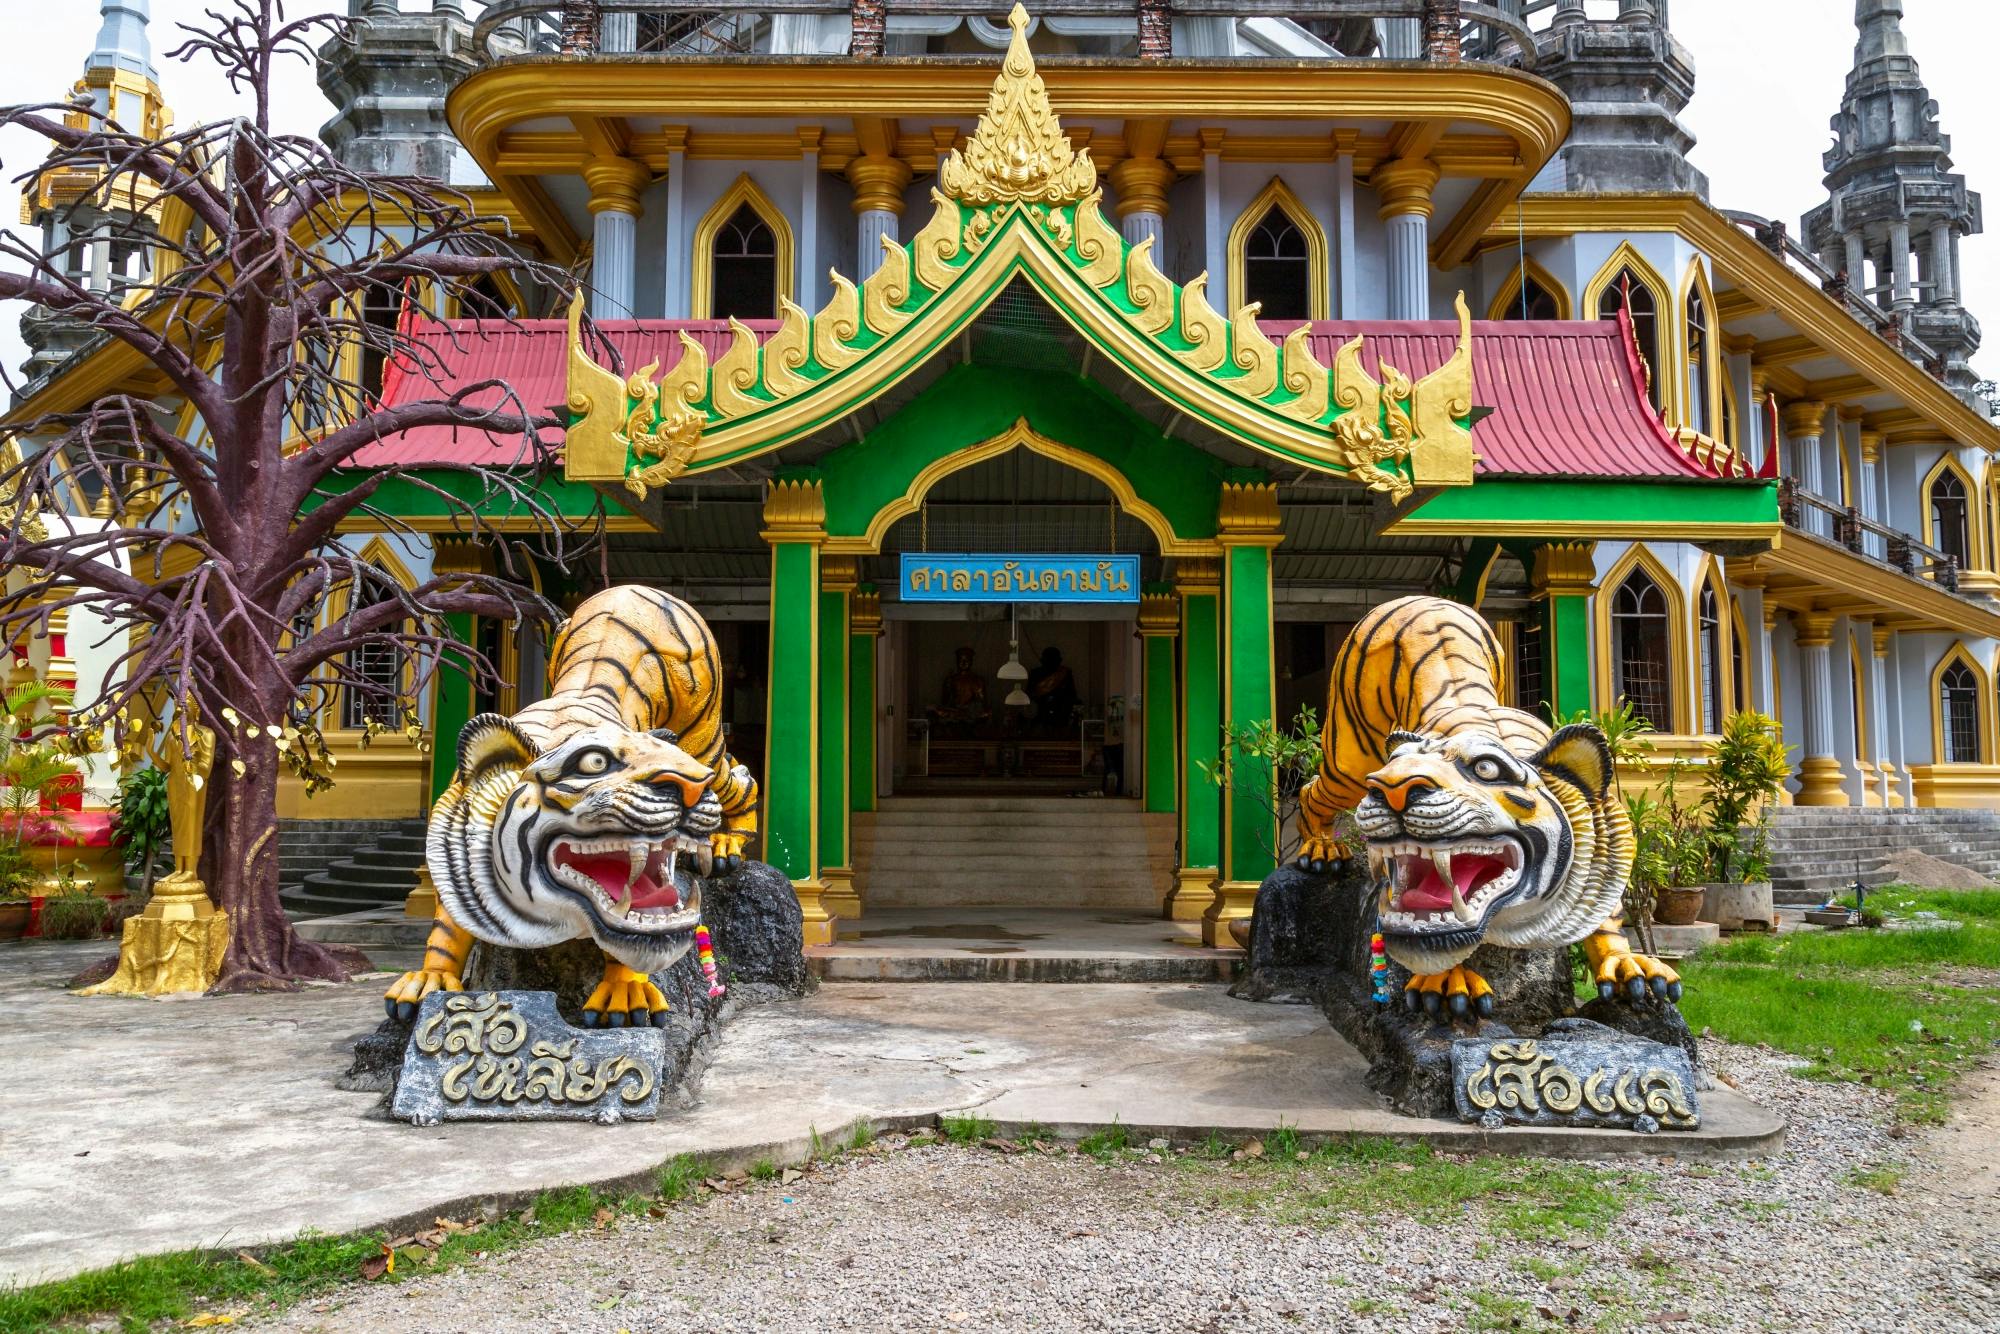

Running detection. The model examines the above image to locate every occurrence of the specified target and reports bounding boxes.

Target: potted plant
[1696,711,1789,932]
[0,682,81,938]
[110,765,172,904]
[1633,764,1712,927]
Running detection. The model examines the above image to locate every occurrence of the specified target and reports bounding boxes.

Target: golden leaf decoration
[937,5,1098,207]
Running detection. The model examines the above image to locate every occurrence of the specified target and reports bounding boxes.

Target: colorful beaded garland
[696,923,725,999]
[1369,931,1391,1006]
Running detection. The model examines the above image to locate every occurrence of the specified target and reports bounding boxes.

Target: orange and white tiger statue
[1294,595,1679,1021]
[384,587,759,1029]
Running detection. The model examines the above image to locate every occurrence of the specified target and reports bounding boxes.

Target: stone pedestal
[1647,920,1721,958]
[75,874,228,997]
[1233,861,1695,1118]
[1701,881,1777,932]
[341,861,809,1099]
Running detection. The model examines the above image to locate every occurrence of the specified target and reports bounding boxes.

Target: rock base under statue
[341,860,811,1110]
[1233,861,1697,1120]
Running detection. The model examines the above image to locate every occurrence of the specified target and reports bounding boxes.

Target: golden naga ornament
[561,5,1480,502]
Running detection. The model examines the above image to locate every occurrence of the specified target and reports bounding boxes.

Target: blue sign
[900,553,1140,603]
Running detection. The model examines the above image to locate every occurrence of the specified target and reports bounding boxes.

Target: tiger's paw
[709,831,749,876]
[1294,831,1352,876]
[582,962,670,1029]
[1590,940,1682,1005]
[1403,965,1495,1021]
[384,967,462,1022]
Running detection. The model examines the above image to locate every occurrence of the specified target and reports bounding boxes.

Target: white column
[1931,221,1956,305]
[1869,627,1895,807]
[1374,158,1437,322]
[662,136,688,319]
[1843,231,1866,287]
[1737,584,1774,715]
[847,152,911,278]
[1201,134,1225,308]
[856,211,896,274]
[1889,221,1914,311]
[88,224,111,293]
[798,131,820,311]
[1782,400,1829,535]
[1889,634,1915,807]
[1121,211,1163,251]
[583,157,648,320]
[1793,612,1848,806]
[1334,148,1356,318]
[1382,17,1421,57]
[1110,125,1172,257]
[591,210,637,318]
[600,12,636,52]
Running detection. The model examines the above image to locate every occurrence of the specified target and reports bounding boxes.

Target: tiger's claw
[384,967,462,1022]
[1294,832,1351,876]
[1584,926,1681,1006]
[581,960,670,1029]
[709,831,749,876]
[1404,965,1494,1022]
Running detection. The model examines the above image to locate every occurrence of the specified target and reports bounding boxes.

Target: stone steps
[280,818,429,919]
[855,797,1177,912]
[1761,807,2000,902]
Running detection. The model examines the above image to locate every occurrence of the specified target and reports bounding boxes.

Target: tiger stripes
[513,586,759,839]
[1296,595,1550,861]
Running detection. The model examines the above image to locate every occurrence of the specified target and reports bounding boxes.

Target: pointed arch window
[710,205,778,322]
[1243,212,1311,321]
[1506,275,1562,320]
[340,564,409,731]
[1227,179,1328,322]
[1940,660,1981,763]
[358,280,408,404]
[1698,581,1725,734]
[1514,614,1546,721]
[1597,270,1663,413]
[1930,467,1972,571]
[1612,567,1673,731]
[1685,285,1712,436]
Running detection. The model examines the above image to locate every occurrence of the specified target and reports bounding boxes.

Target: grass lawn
[1677,885,2000,1123]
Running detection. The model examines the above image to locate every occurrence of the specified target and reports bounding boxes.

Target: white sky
[1,0,1995,386]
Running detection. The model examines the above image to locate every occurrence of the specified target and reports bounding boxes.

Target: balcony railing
[1778,477,1960,594]
[468,0,1559,66]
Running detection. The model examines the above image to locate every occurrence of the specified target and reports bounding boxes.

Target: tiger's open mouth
[1369,838,1525,934]
[548,834,711,930]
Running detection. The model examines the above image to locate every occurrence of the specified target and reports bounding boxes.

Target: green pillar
[1208,482,1282,947]
[1531,541,1598,720]
[429,538,493,805]
[1165,558,1221,922]
[1137,588,1179,818]
[818,557,858,918]
[849,587,881,817]
[762,478,831,945]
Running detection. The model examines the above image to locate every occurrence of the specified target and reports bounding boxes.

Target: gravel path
[257,1041,1998,1334]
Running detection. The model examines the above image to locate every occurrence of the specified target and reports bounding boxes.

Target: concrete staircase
[853,796,1177,912]
[1761,807,2000,903]
[278,818,428,919]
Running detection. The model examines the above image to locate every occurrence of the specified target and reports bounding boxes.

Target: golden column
[848,118,911,274]
[80,714,229,996]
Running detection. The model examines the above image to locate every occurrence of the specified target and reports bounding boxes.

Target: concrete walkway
[0,940,1782,1287]
[809,906,1241,981]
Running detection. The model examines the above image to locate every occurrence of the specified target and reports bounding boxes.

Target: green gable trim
[1395,478,1780,535]
[815,363,1228,544]
[317,468,610,522]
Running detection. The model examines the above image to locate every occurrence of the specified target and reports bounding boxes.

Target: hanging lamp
[1000,603,1029,705]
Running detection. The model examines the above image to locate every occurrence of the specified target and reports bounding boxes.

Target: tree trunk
[206,732,365,991]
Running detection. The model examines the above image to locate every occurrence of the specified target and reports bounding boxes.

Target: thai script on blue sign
[900,554,1140,603]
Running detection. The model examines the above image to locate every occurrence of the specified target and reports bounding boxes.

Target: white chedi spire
[86,0,156,82]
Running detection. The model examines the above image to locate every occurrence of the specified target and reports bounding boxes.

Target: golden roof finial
[938,5,1096,207]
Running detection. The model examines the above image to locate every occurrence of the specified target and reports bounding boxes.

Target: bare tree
[0,2,602,991]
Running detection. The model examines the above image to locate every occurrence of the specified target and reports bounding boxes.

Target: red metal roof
[1279,312,1715,479]
[353,313,1712,481]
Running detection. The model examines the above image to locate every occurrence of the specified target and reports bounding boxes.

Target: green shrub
[39,891,110,940]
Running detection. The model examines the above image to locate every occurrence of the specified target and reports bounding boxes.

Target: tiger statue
[1294,595,1679,1021]
[384,586,759,1029]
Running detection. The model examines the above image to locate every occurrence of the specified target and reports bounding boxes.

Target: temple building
[11,0,2000,939]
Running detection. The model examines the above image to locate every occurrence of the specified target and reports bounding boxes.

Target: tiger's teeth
[697,843,714,878]
[666,846,679,885]
[606,886,632,919]
[625,841,647,893]
[1431,849,1455,886]
[1450,882,1475,924]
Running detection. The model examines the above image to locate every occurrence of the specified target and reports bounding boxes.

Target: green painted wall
[1180,590,1221,873]
[817,588,848,870]
[815,364,1226,543]
[849,628,876,815]
[1223,544,1277,884]
[765,542,817,879]
[1143,632,1177,815]
[430,611,476,802]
